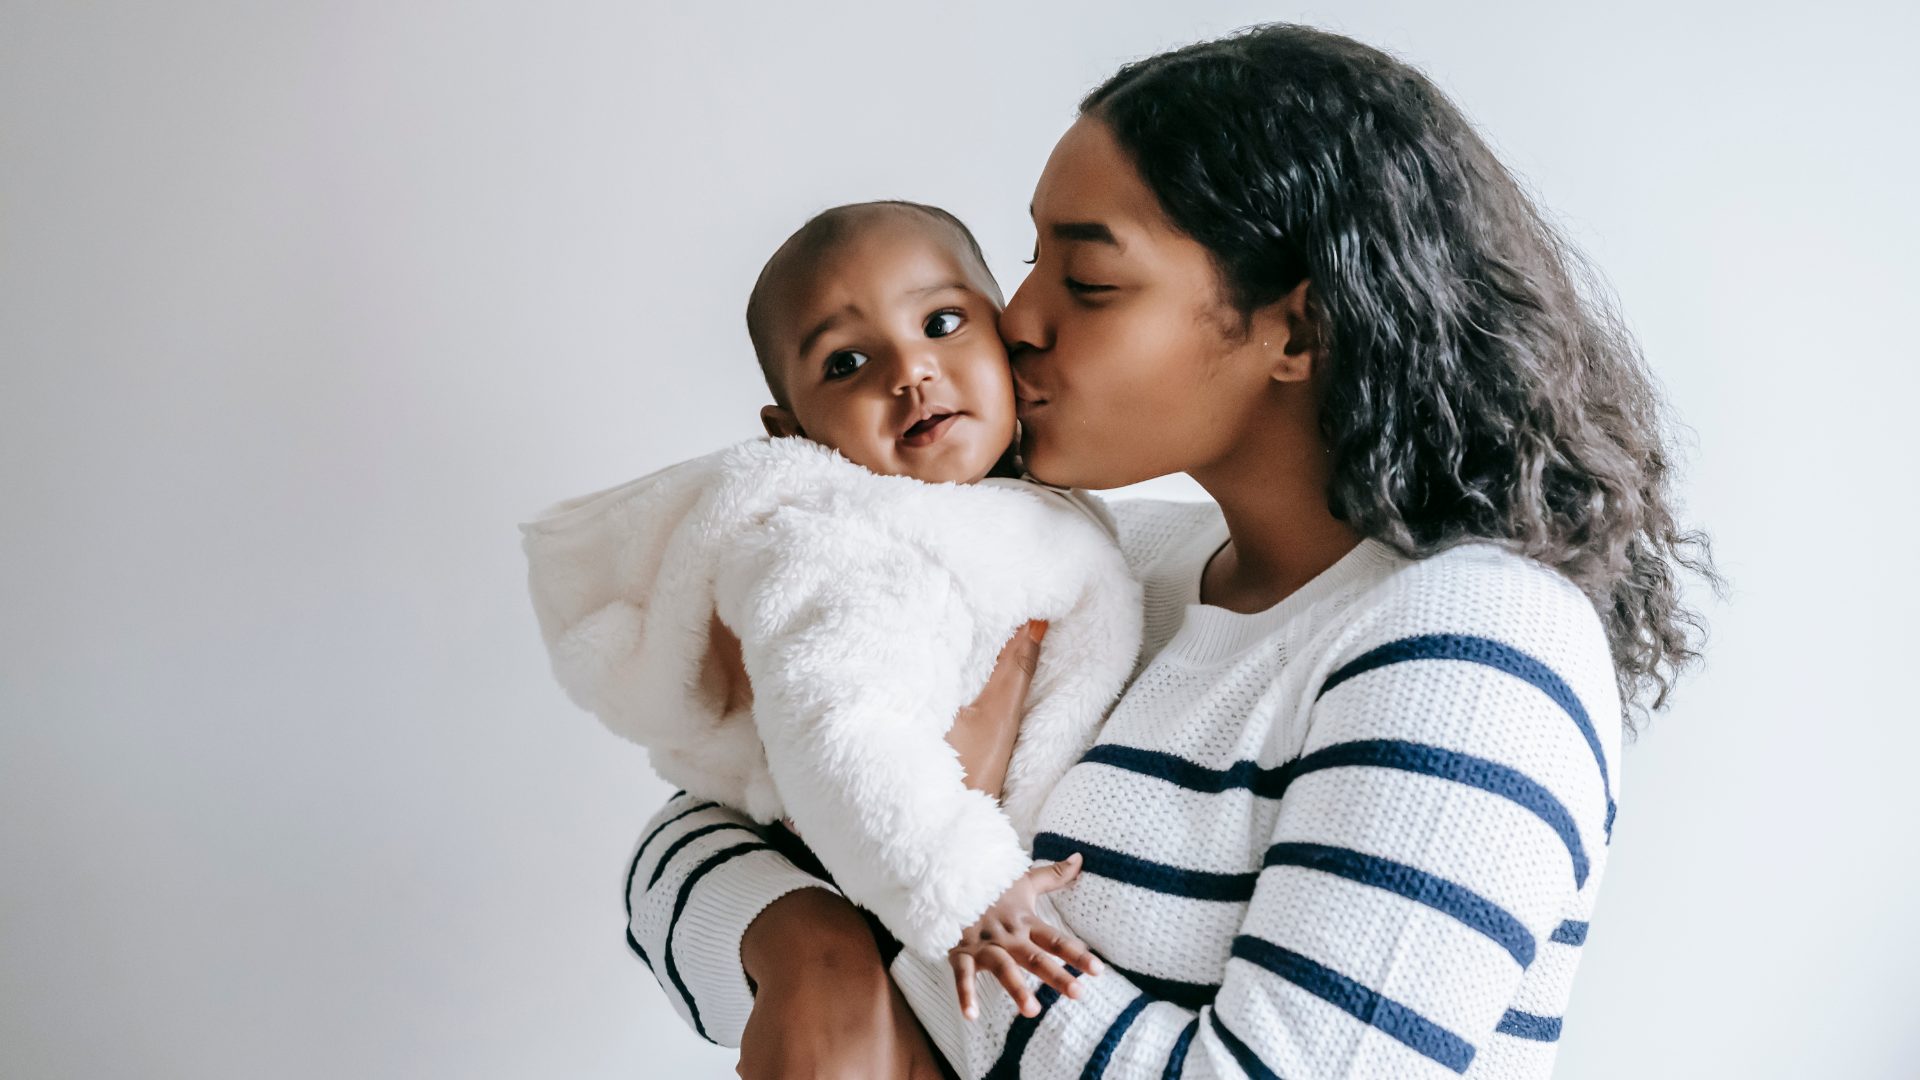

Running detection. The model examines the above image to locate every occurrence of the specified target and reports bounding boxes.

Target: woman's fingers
[949,623,1045,799]
[1015,620,1045,675]
[950,951,978,1019]
[1031,923,1104,976]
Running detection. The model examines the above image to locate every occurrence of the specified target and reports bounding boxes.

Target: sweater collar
[1161,531,1404,665]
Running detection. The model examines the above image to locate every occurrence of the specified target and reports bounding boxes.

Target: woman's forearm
[627,793,834,1047]
[740,885,880,992]
[735,851,948,1080]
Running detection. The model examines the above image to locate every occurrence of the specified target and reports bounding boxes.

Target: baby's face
[761,221,1014,485]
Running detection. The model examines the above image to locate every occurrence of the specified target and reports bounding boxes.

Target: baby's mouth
[901,412,959,447]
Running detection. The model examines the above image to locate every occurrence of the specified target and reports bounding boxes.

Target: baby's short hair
[746,201,997,407]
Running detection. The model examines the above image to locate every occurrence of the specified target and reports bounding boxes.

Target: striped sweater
[627,499,1620,1079]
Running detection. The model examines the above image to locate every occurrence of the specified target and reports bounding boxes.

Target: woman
[627,24,1709,1080]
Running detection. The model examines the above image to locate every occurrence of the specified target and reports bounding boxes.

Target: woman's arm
[739,888,949,1080]
[631,626,1043,1073]
[630,793,946,1077]
[625,793,836,1047]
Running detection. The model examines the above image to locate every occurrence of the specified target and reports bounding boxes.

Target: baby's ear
[760,405,803,439]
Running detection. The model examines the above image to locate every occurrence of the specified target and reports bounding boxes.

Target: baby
[522,202,1141,965]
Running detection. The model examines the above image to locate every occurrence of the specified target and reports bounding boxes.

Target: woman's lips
[901,412,959,447]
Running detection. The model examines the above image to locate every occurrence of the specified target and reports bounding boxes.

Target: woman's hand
[947,620,1046,798]
[948,854,1103,1020]
[737,887,945,1080]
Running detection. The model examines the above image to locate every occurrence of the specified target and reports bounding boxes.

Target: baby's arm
[948,853,1104,1020]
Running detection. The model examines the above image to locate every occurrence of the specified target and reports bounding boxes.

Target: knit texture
[631,498,1620,1078]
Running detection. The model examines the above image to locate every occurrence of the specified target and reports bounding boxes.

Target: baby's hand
[948,853,1103,1020]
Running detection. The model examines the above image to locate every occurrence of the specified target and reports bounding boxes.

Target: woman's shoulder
[1340,542,1621,727]
[1102,497,1224,578]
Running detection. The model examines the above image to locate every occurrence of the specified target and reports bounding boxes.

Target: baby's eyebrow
[796,309,849,359]
[905,281,971,298]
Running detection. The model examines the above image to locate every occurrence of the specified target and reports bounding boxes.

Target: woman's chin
[1022,446,1101,490]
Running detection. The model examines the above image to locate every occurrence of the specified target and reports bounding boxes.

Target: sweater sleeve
[906,556,1619,1079]
[626,791,838,1048]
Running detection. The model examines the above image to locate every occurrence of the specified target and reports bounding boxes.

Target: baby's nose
[892,345,940,391]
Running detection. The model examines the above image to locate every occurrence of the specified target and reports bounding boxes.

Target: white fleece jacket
[521,437,1141,956]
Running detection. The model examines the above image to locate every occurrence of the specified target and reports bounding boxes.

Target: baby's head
[748,201,1014,485]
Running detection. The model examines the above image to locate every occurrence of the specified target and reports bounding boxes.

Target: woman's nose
[999,275,1050,357]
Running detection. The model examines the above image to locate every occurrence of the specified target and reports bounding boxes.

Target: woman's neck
[1189,414,1361,615]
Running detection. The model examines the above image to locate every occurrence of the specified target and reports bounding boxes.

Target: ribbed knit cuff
[664,851,840,1047]
[891,948,970,1078]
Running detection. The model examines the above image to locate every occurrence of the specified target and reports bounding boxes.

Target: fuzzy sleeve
[715,505,1033,959]
[626,792,837,1048]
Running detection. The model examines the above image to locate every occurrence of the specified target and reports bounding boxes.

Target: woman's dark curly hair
[1085,25,1715,722]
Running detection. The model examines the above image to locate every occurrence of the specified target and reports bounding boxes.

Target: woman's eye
[1065,277,1116,296]
[924,311,963,338]
[824,350,869,379]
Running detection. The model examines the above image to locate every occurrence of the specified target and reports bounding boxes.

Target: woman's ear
[760,405,803,439]
[1256,279,1320,384]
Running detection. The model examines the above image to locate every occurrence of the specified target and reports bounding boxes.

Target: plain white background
[3,2,1915,1077]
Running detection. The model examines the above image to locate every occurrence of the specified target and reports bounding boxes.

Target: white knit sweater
[627,499,1620,1079]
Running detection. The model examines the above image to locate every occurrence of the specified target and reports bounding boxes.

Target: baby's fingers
[1031,923,1104,977]
[980,948,1041,1017]
[950,951,979,1020]
[1012,941,1085,1002]
[1029,852,1084,895]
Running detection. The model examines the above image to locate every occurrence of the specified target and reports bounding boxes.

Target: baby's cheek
[808,413,892,474]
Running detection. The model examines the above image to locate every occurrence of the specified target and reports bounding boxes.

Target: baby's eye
[924,311,963,338]
[824,350,869,380]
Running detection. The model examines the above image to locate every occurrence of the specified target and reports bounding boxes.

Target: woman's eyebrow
[1051,222,1119,245]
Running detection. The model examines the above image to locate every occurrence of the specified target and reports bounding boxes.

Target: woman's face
[1001,116,1285,490]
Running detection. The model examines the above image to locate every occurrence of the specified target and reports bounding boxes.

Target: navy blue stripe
[1080,744,1289,798]
[1081,994,1150,1080]
[635,800,720,873]
[1231,935,1476,1073]
[1319,633,1616,838]
[1106,959,1219,1010]
[663,841,772,1043]
[1290,739,1589,889]
[1496,1009,1563,1042]
[982,983,1064,1080]
[1264,842,1535,969]
[1058,740,1589,891]
[1035,833,1257,902]
[1207,1013,1283,1080]
[624,800,718,970]
[648,822,758,889]
[626,800,723,964]
[1550,920,1589,946]
[1161,1018,1199,1080]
